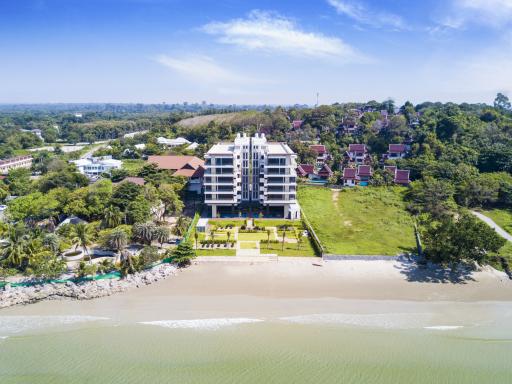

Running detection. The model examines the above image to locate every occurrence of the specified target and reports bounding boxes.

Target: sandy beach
[2,258,511,322]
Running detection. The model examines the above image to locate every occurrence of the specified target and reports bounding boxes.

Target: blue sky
[1,0,511,105]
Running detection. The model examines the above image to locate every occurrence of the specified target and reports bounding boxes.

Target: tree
[127,195,151,224]
[27,249,66,280]
[43,233,60,255]
[406,177,456,218]
[103,205,124,228]
[295,231,302,250]
[154,226,170,248]
[71,223,95,263]
[107,229,128,258]
[422,213,506,267]
[158,184,184,218]
[0,224,31,269]
[132,222,155,245]
[282,229,286,251]
[170,241,195,267]
[266,229,271,249]
[494,92,511,111]
[194,231,199,249]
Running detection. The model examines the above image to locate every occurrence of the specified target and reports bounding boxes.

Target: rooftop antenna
[316,92,319,107]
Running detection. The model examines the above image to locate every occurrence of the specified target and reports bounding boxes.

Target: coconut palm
[282,229,286,251]
[107,229,128,253]
[295,231,302,250]
[103,206,124,229]
[132,222,155,245]
[43,233,61,255]
[266,229,271,249]
[0,225,30,269]
[71,223,95,263]
[154,226,170,248]
[119,249,136,277]
[226,230,231,247]
[194,231,199,249]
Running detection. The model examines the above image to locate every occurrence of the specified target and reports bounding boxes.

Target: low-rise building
[157,137,191,147]
[346,144,370,164]
[342,165,373,187]
[296,164,316,178]
[0,155,33,175]
[384,166,411,185]
[384,144,408,160]
[71,156,122,178]
[148,155,205,194]
[291,120,303,129]
[318,164,333,180]
[309,144,330,166]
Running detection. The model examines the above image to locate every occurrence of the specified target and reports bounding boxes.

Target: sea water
[0,314,511,383]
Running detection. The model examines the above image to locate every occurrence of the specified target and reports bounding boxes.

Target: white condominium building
[204,133,300,219]
[71,156,122,178]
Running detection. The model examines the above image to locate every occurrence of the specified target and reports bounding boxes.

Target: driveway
[471,211,512,242]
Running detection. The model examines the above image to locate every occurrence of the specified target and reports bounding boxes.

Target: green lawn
[239,241,258,249]
[480,208,512,235]
[238,232,275,241]
[195,249,236,256]
[298,186,415,256]
[262,241,317,257]
[122,159,146,175]
[253,219,302,229]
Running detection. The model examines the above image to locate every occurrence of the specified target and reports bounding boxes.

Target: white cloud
[155,54,248,84]
[327,0,406,30]
[438,0,512,29]
[202,10,361,60]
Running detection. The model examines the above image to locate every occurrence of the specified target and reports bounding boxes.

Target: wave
[424,326,464,330]
[279,313,433,329]
[139,318,264,330]
[0,315,109,336]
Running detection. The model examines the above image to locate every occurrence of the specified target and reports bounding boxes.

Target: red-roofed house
[148,155,205,194]
[384,166,410,186]
[297,164,315,178]
[385,144,408,160]
[342,168,357,187]
[309,144,330,166]
[342,165,373,186]
[346,144,369,164]
[318,164,333,179]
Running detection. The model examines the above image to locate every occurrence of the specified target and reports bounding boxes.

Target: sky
[0,0,511,105]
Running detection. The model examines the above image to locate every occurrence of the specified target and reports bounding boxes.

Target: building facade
[204,133,300,219]
[71,156,122,178]
[0,155,33,175]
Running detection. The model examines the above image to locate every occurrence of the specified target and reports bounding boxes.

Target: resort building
[156,137,190,147]
[204,133,300,219]
[309,144,330,166]
[384,166,411,186]
[346,144,370,164]
[0,155,33,175]
[148,155,204,194]
[71,156,122,178]
[384,144,408,160]
[342,165,373,187]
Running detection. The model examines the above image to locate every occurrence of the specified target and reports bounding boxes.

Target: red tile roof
[388,144,406,153]
[292,120,303,129]
[297,164,315,176]
[148,155,205,178]
[357,165,372,177]
[318,164,333,177]
[395,169,410,184]
[348,144,366,152]
[343,168,357,179]
[309,145,327,155]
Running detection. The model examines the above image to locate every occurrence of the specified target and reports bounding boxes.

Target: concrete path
[471,211,512,242]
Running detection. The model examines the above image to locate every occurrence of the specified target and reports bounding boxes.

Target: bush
[139,245,161,268]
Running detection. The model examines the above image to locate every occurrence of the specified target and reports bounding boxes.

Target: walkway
[471,211,512,242]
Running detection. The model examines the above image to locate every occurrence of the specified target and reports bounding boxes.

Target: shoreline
[1,258,511,313]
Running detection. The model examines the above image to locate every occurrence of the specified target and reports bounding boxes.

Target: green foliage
[169,241,196,267]
[421,213,506,266]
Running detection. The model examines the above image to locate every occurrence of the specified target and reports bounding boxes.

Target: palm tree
[282,229,286,251]
[119,249,136,277]
[103,206,124,228]
[43,233,60,255]
[154,226,170,249]
[210,226,216,246]
[133,222,155,245]
[0,225,30,269]
[71,223,95,263]
[107,229,128,263]
[266,229,271,249]
[226,230,231,247]
[295,231,302,250]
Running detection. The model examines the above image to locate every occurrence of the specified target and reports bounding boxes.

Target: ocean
[1,313,511,383]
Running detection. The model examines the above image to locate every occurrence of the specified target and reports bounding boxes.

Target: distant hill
[177,111,265,129]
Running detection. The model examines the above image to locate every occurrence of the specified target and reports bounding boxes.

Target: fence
[300,209,325,257]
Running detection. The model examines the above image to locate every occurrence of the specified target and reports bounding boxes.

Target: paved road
[471,211,512,242]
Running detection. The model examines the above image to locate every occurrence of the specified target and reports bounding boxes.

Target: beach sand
[2,258,511,322]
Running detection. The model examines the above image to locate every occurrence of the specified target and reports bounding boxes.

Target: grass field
[238,232,275,241]
[480,208,512,235]
[253,219,302,229]
[239,241,258,249]
[122,159,146,175]
[262,241,317,257]
[298,186,415,256]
